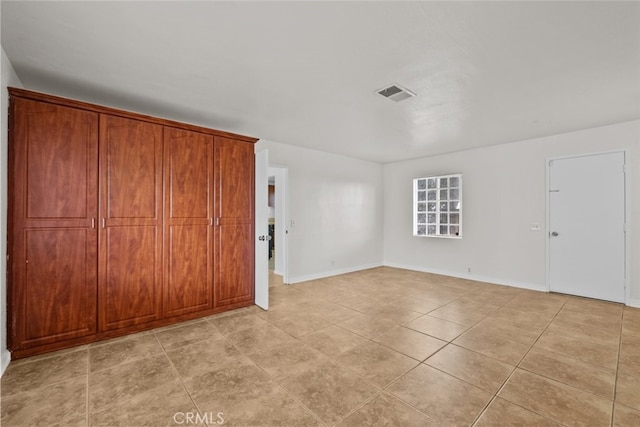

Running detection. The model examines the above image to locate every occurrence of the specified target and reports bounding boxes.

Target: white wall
[384,120,640,305]
[257,140,383,283]
[1,46,24,374]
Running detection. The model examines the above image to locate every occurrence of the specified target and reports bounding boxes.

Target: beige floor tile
[335,295,390,314]
[218,384,322,427]
[616,372,640,410]
[534,330,619,370]
[619,334,640,377]
[614,403,640,427]
[473,316,542,346]
[337,392,439,426]
[365,304,422,324]
[154,319,222,351]
[296,300,360,323]
[519,347,616,399]
[337,313,398,340]
[299,325,368,358]
[390,296,444,314]
[336,341,419,387]
[208,311,269,335]
[387,364,493,425]
[1,376,86,427]
[7,267,638,427]
[623,307,640,322]
[373,326,446,361]
[253,302,303,323]
[546,316,621,346]
[445,297,501,315]
[248,340,327,381]
[1,348,87,394]
[425,344,514,393]
[224,322,296,354]
[89,354,178,411]
[165,336,242,379]
[404,314,470,341]
[90,380,197,427]
[488,306,552,331]
[271,311,330,337]
[554,308,622,330]
[499,369,612,426]
[475,397,561,427]
[89,333,163,373]
[183,357,275,411]
[505,295,567,315]
[427,304,489,326]
[282,360,380,425]
[623,319,640,337]
[563,296,624,317]
[453,326,531,365]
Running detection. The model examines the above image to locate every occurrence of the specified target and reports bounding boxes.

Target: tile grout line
[610,308,626,427]
[154,333,212,427]
[480,296,574,426]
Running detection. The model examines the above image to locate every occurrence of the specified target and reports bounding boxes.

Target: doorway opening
[268,166,289,287]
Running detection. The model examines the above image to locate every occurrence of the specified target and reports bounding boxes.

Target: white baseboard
[287,262,383,284]
[382,262,548,293]
[627,298,640,308]
[1,348,10,377]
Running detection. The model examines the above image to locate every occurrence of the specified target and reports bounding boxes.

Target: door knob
[551,231,559,237]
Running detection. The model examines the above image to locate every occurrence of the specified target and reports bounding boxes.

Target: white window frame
[413,173,462,238]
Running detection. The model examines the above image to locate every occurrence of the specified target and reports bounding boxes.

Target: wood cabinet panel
[10,98,98,350]
[166,225,212,315]
[214,137,254,308]
[214,223,254,306]
[12,98,98,226]
[102,116,160,220]
[164,128,214,316]
[22,229,97,346]
[99,115,163,331]
[101,226,159,328]
[215,137,254,220]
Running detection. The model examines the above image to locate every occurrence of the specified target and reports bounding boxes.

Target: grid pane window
[413,173,462,238]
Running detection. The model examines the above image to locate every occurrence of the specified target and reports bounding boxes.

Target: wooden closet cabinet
[9,97,99,350]
[8,88,257,358]
[99,115,164,331]
[214,137,255,308]
[164,128,214,317]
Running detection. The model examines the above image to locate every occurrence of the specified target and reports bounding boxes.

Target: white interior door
[548,151,626,302]
[255,149,269,309]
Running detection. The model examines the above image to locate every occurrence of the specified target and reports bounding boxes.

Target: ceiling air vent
[376,84,416,102]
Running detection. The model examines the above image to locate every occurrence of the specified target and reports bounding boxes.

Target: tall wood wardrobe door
[99,115,163,331]
[10,98,98,349]
[164,128,214,317]
[213,137,255,307]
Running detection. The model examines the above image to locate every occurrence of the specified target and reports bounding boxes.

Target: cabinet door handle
[102,218,106,229]
[91,218,95,229]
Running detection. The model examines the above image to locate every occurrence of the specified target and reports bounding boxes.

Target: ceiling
[2,1,639,163]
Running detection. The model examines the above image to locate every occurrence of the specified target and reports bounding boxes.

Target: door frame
[545,149,629,304]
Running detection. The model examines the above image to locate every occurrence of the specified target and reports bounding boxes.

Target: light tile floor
[2,267,640,426]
